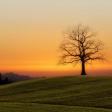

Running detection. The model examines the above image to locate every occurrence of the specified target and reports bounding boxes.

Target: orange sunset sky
[0,0,112,77]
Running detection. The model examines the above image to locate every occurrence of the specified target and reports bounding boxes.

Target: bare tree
[59,24,104,76]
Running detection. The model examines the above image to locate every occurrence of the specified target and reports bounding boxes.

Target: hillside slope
[0,103,112,112]
[0,76,112,111]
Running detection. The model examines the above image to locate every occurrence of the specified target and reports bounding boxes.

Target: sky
[0,0,112,77]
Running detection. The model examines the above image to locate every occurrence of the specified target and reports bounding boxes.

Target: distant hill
[0,72,32,83]
[0,76,112,112]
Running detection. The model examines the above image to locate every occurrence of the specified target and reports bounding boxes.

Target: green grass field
[0,76,112,112]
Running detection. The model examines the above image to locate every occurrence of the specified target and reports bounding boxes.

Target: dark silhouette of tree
[59,24,104,76]
[4,77,9,83]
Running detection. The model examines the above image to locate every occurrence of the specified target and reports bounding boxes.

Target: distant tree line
[0,73,11,84]
[0,72,31,85]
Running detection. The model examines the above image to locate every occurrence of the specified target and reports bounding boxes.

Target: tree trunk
[81,61,86,76]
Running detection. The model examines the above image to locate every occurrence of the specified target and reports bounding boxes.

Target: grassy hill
[0,76,112,112]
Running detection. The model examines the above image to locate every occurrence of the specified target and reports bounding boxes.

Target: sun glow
[0,0,112,76]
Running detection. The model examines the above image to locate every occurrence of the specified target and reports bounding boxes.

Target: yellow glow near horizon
[0,0,112,76]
